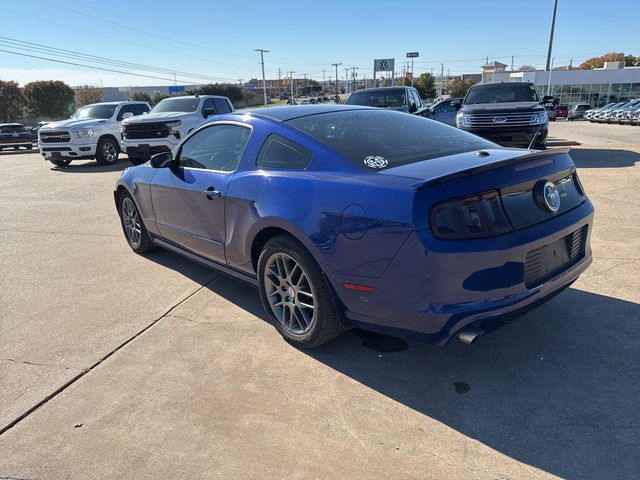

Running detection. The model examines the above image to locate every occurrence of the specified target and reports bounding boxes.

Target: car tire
[25,144,33,150]
[118,191,155,253]
[50,158,71,167]
[257,235,345,348]
[96,137,119,165]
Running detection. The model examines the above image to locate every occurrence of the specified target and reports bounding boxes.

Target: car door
[150,123,251,263]
[431,100,458,125]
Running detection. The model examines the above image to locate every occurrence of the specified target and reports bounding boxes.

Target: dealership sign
[406,52,419,58]
[374,58,395,72]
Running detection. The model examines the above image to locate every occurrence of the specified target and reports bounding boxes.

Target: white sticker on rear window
[363,156,388,169]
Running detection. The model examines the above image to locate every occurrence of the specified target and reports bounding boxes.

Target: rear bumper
[330,199,594,345]
[459,125,548,148]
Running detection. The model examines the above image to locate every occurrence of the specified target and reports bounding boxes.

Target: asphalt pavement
[0,121,638,479]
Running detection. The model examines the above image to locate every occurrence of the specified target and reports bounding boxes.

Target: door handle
[201,187,221,199]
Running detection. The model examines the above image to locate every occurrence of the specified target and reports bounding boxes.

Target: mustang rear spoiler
[412,147,572,189]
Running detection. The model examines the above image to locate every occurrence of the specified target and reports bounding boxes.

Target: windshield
[464,84,539,104]
[151,97,200,113]
[346,89,406,108]
[286,109,496,171]
[0,125,27,133]
[71,104,117,119]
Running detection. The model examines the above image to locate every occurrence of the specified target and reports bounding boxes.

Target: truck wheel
[96,137,119,165]
[50,159,71,167]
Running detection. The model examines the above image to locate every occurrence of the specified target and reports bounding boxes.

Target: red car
[555,105,568,118]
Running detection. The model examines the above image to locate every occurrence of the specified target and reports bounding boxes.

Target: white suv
[121,95,234,165]
[38,101,150,167]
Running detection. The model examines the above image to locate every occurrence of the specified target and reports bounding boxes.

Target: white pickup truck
[38,101,150,167]
[121,95,234,165]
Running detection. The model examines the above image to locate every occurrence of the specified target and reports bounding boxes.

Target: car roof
[237,104,376,122]
[0,123,24,127]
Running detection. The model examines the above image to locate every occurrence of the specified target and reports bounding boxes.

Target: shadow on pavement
[570,148,639,168]
[547,137,581,146]
[0,148,37,157]
[49,158,131,173]
[146,248,639,480]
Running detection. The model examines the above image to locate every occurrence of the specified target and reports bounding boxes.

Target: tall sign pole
[545,0,558,71]
[406,52,419,87]
[254,48,270,106]
[331,62,342,95]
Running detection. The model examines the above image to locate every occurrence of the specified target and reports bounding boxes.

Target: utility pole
[439,63,444,98]
[350,66,358,92]
[331,62,341,96]
[277,68,282,95]
[344,68,350,94]
[288,71,295,101]
[401,65,406,86]
[545,0,558,71]
[302,73,307,96]
[511,56,514,71]
[254,48,270,106]
[322,70,326,90]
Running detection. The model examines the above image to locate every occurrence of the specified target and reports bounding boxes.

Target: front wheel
[96,137,119,165]
[118,191,155,253]
[257,235,345,348]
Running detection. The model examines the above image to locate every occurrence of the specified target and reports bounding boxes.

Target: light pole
[254,48,270,106]
[331,62,341,96]
[547,57,555,97]
[288,71,295,101]
[545,0,558,71]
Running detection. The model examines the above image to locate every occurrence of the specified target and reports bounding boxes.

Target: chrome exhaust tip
[458,326,484,345]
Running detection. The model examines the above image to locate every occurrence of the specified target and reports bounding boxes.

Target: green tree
[150,92,169,107]
[23,80,75,119]
[414,73,436,99]
[447,77,476,97]
[74,86,103,107]
[578,52,638,70]
[131,92,152,104]
[517,65,536,71]
[186,83,245,105]
[0,80,26,122]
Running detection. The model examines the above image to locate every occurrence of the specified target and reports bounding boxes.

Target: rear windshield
[286,109,496,171]
[152,97,200,113]
[464,84,539,104]
[346,89,406,108]
[0,125,27,133]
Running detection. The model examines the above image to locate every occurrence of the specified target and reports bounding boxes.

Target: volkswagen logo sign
[533,180,561,213]
[492,116,507,124]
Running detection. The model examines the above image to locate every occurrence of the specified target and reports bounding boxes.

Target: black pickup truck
[453,82,549,149]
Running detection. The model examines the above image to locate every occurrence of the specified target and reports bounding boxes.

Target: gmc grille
[468,113,542,128]
[123,123,170,140]
[40,131,71,143]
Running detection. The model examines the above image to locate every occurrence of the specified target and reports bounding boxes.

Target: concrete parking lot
[0,121,638,479]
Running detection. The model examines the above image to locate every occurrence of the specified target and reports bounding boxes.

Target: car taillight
[430,190,513,240]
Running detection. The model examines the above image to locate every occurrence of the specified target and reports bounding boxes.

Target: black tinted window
[117,105,137,120]
[136,104,150,115]
[214,98,232,114]
[0,124,27,133]
[257,134,311,169]
[465,84,539,104]
[287,110,495,171]
[179,124,251,172]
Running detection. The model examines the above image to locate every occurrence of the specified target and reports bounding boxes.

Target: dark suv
[454,82,548,149]
[0,123,33,151]
[345,87,428,116]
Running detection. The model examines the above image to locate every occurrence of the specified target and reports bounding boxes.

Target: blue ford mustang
[114,105,593,348]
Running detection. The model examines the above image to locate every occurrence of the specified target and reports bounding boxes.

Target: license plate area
[524,226,587,289]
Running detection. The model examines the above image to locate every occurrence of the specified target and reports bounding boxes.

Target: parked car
[554,105,568,119]
[567,104,592,121]
[630,106,640,125]
[29,121,49,141]
[115,105,593,348]
[38,101,150,167]
[121,95,234,165]
[593,102,626,123]
[454,82,549,149]
[585,103,612,122]
[345,86,428,116]
[423,97,463,126]
[0,123,33,151]
[545,104,557,121]
[613,99,640,124]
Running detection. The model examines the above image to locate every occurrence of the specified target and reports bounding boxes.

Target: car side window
[257,134,311,170]
[436,101,456,113]
[117,105,137,120]
[178,124,251,172]
[136,104,150,115]
[410,89,421,109]
[213,98,232,114]
[201,98,216,116]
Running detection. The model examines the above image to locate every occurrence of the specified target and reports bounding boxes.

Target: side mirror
[203,108,216,118]
[409,104,418,114]
[541,95,554,104]
[450,99,462,109]
[121,112,134,120]
[150,152,175,168]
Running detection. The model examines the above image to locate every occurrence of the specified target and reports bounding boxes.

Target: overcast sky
[1,0,638,87]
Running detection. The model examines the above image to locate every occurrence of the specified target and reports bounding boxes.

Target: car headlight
[531,112,548,124]
[166,120,182,138]
[72,128,94,138]
[456,113,471,127]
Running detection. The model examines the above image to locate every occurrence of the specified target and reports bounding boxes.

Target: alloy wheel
[263,252,316,334]
[121,197,142,248]
[103,142,117,163]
